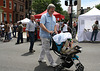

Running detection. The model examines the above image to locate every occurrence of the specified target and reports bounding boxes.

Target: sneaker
[38,60,46,63]
[50,62,58,67]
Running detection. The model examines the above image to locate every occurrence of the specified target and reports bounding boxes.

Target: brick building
[13,0,32,23]
[13,0,25,23]
[0,0,13,23]
[0,0,32,23]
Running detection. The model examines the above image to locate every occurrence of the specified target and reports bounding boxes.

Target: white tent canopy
[21,18,30,24]
[78,7,100,42]
[78,7,100,20]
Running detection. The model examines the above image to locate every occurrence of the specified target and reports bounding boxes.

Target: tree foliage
[61,10,69,21]
[32,0,51,14]
[32,0,63,14]
[51,0,63,14]
[32,0,70,21]
[95,4,100,10]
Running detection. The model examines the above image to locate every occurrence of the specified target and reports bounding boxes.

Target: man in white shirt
[26,15,38,53]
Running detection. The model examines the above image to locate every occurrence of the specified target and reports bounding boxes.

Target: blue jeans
[91,30,98,41]
[29,32,35,51]
[13,30,16,37]
[8,33,12,40]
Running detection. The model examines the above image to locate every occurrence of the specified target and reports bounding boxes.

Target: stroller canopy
[53,32,72,44]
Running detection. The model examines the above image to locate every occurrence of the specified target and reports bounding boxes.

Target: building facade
[0,7,3,23]
[0,0,13,23]
[13,0,25,23]
[13,0,32,23]
[25,0,32,18]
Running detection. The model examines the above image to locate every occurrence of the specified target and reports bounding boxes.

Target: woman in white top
[61,22,68,33]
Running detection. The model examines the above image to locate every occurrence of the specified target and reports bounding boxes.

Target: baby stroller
[51,33,84,71]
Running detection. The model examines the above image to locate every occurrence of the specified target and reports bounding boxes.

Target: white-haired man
[38,4,58,67]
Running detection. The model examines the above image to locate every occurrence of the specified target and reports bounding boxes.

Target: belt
[63,31,68,33]
[29,31,34,33]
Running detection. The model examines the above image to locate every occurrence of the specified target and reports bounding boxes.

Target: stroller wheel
[75,63,84,71]
[54,64,63,71]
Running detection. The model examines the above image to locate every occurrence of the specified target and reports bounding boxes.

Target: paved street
[0,38,100,71]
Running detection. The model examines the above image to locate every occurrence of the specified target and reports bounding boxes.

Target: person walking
[15,22,23,44]
[91,20,99,42]
[38,4,58,67]
[13,23,17,37]
[1,22,5,37]
[4,21,10,42]
[26,15,38,53]
[9,22,13,40]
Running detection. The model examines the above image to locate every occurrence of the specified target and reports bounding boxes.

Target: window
[20,5,24,12]
[14,3,17,11]
[15,14,18,23]
[20,15,23,20]
[9,1,12,9]
[9,13,12,22]
[4,13,7,21]
[3,0,6,8]
[25,0,28,9]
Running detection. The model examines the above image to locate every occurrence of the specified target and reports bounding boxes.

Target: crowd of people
[0,3,99,69]
[0,21,18,42]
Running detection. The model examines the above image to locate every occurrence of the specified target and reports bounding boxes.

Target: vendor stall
[78,7,100,42]
[34,9,65,21]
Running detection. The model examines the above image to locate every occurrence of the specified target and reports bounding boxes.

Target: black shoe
[15,43,19,45]
[29,50,35,53]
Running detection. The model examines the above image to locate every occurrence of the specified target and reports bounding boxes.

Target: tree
[95,4,100,10]
[32,0,51,14]
[32,0,63,14]
[61,10,69,22]
[51,0,63,14]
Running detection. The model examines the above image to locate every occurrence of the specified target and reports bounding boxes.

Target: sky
[60,0,100,12]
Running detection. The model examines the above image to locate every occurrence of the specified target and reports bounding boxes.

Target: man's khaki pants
[39,38,54,64]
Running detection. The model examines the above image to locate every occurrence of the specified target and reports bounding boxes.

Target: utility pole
[69,0,73,30]
[65,0,77,32]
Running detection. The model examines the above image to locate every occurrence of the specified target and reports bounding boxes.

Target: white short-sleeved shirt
[62,24,68,32]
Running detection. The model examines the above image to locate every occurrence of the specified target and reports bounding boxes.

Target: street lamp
[65,0,77,32]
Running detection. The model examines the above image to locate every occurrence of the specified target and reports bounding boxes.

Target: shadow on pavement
[34,62,54,71]
[21,52,34,56]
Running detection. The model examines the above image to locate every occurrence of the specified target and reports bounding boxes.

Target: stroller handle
[50,32,56,37]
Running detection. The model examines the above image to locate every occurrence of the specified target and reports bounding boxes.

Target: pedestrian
[13,23,17,37]
[15,22,23,44]
[0,23,2,38]
[38,4,58,67]
[1,22,5,37]
[61,21,68,33]
[9,22,13,40]
[73,21,77,32]
[76,20,78,32]
[4,21,10,42]
[91,20,99,42]
[56,21,59,33]
[26,15,38,53]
